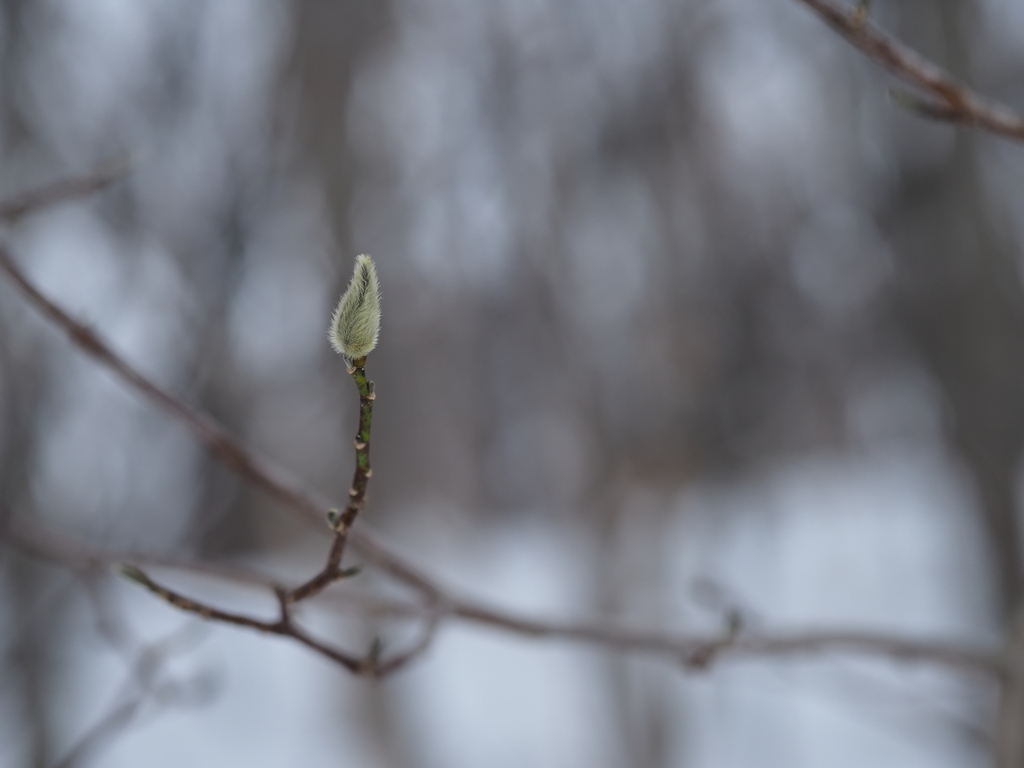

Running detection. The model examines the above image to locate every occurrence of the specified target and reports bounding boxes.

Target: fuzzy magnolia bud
[329,254,381,361]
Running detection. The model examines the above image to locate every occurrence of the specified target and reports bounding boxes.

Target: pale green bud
[329,254,381,361]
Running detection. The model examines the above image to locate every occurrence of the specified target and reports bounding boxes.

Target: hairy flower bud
[329,254,381,361]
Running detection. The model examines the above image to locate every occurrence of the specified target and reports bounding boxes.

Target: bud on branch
[329,254,381,361]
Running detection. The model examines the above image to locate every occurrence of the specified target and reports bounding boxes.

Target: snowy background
[3,0,1024,765]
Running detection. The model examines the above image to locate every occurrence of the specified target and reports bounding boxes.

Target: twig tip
[115,563,149,586]
[329,255,381,361]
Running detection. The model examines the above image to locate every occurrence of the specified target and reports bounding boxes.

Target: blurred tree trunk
[285,0,394,258]
[882,0,1024,620]
[1,3,56,763]
[4,558,54,768]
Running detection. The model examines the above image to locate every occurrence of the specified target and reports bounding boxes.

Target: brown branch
[284,535,361,604]
[0,156,130,223]
[132,567,1004,678]
[116,565,437,677]
[0,177,1008,680]
[6,508,1004,678]
[0,239,443,603]
[793,0,1024,141]
[4,512,272,589]
[449,600,1004,678]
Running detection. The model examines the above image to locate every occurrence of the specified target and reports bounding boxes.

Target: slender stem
[0,156,129,223]
[341,357,375,532]
[793,0,1024,142]
[111,355,407,676]
[286,358,374,603]
[119,566,287,635]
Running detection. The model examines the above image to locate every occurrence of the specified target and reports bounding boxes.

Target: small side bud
[339,565,363,579]
[329,255,381,361]
[115,563,149,586]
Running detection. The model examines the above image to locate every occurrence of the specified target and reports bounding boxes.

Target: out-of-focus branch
[9,507,1004,679]
[0,174,1007,680]
[50,696,146,768]
[48,601,213,768]
[450,599,1003,677]
[792,0,1024,142]
[0,238,442,602]
[6,513,274,589]
[0,155,130,223]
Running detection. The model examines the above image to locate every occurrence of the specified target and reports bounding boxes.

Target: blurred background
[2,0,1023,765]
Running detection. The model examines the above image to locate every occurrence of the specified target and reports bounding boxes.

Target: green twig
[286,357,374,603]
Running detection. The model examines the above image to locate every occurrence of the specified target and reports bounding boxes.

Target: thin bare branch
[116,565,438,676]
[0,239,442,602]
[793,0,1024,141]
[6,513,275,589]
[0,181,1007,680]
[0,156,130,223]
[449,600,1004,677]
[6,509,1004,678]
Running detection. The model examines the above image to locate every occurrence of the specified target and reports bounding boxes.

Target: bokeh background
[2,0,1024,765]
